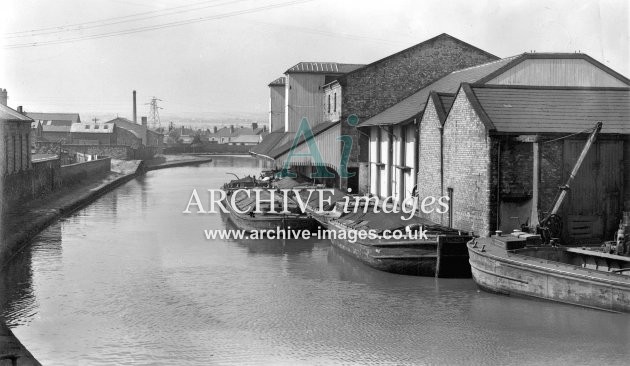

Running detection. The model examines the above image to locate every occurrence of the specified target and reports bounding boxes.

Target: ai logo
[278,115,359,179]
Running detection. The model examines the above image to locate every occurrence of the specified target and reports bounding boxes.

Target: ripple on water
[1,158,629,365]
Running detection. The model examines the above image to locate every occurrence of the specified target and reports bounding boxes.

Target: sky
[1,0,628,123]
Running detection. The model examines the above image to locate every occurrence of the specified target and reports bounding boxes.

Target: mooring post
[435,236,443,278]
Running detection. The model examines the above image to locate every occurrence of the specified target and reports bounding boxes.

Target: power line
[4,0,315,49]
[5,0,252,39]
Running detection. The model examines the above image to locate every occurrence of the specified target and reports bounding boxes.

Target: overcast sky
[1,0,628,121]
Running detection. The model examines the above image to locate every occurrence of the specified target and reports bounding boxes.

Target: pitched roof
[250,131,290,158]
[268,77,286,86]
[42,124,71,132]
[210,126,264,138]
[337,33,499,85]
[465,84,630,134]
[0,104,32,122]
[70,123,114,133]
[359,56,518,126]
[230,135,262,143]
[285,62,364,74]
[105,117,149,141]
[431,92,456,124]
[475,52,630,85]
[268,122,340,158]
[26,112,80,124]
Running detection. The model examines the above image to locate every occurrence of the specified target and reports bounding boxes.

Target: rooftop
[250,130,290,158]
[26,112,80,124]
[465,84,630,134]
[285,62,364,74]
[0,104,32,122]
[268,77,286,86]
[359,56,518,126]
[70,123,114,133]
[360,52,630,127]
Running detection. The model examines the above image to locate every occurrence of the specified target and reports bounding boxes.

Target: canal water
[1,156,628,365]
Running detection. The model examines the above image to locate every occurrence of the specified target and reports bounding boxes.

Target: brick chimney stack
[141,116,147,127]
[252,122,258,131]
[230,125,235,134]
[213,126,218,133]
[17,106,23,114]
[133,90,137,123]
[0,89,7,106]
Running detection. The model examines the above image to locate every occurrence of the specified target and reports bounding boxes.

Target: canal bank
[0,155,213,364]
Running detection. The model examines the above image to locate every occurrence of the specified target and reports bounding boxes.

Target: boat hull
[327,221,472,277]
[226,198,318,232]
[468,239,630,313]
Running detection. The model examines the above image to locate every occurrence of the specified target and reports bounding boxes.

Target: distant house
[38,120,72,142]
[26,112,80,143]
[1,104,33,175]
[179,135,194,145]
[207,123,266,144]
[70,123,116,145]
[30,120,43,147]
[26,112,81,125]
[104,117,163,154]
[228,134,262,146]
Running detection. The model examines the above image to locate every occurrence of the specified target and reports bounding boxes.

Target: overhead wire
[5,0,252,39]
[4,0,315,49]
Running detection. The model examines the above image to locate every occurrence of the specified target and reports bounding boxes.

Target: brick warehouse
[409,53,630,240]
[422,83,629,240]
[263,33,499,191]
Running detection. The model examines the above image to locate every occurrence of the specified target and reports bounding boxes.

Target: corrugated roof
[359,56,519,126]
[26,112,80,123]
[268,77,286,86]
[268,122,340,158]
[285,62,364,74]
[250,131,291,158]
[70,123,114,133]
[0,104,32,122]
[467,85,630,134]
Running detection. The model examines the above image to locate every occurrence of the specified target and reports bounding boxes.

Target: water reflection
[223,213,316,257]
[0,221,62,328]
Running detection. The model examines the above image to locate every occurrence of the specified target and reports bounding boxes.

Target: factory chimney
[141,116,147,127]
[133,90,137,123]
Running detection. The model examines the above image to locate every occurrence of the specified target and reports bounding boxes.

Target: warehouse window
[333,93,337,112]
[327,95,331,113]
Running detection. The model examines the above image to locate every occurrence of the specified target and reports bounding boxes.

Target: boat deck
[470,238,630,287]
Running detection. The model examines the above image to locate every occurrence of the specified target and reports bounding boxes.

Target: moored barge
[326,211,473,277]
[468,234,630,312]
[224,188,318,232]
